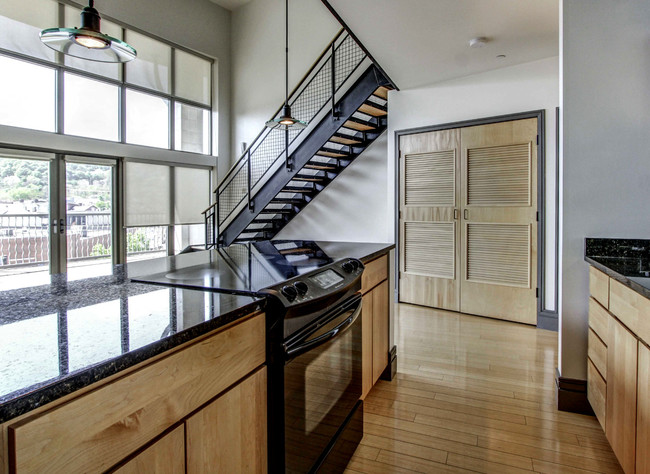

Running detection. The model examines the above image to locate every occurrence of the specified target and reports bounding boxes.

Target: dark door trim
[394,109,558,330]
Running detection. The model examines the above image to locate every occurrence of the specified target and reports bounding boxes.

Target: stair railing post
[215,191,219,246]
[247,150,254,211]
[331,42,338,119]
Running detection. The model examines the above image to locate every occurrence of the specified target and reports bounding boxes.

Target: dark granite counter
[0,265,262,424]
[585,238,650,300]
[0,241,393,424]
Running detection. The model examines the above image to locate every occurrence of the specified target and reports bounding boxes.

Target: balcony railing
[0,213,167,267]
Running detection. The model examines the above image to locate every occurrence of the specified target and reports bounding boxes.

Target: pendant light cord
[285,0,289,108]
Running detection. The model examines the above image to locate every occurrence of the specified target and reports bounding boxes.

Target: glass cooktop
[128,240,336,296]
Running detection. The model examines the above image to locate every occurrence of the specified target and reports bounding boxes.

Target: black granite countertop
[0,265,262,424]
[585,238,650,299]
[0,241,393,424]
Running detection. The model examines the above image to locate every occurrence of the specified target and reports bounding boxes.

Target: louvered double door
[399,119,538,325]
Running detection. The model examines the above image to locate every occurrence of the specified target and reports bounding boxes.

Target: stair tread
[281,186,315,193]
[271,198,304,205]
[373,86,391,100]
[358,102,387,117]
[329,134,363,145]
[317,150,348,158]
[292,175,326,182]
[304,163,338,171]
[343,118,376,131]
[260,208,294,214]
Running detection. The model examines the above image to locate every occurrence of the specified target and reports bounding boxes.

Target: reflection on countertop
[0,265,261,423]
[585,237,650,299]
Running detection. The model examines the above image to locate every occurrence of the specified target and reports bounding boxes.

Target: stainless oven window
[284,304,362,473]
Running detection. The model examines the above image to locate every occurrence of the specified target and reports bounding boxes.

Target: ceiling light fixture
[265,0,307,131]
[40,0,136,63]
[468,37,489,49]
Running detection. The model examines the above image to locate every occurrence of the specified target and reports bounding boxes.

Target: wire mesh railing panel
[335,35,365,90]
[214,32,366,231]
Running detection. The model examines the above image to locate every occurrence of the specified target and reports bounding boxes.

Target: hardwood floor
[346,303,623,473]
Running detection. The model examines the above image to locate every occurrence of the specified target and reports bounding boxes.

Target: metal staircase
[204,30,394,248]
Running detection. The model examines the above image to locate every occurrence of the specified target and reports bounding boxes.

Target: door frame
[394,110,558,330]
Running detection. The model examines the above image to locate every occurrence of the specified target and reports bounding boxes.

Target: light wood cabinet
[186,367,267,474]
[587,266,650,474]
[637,343,650,474]
[2,313,266,474]
[114,426,185,474]
[361,255,390,399]
[606,315,638,474]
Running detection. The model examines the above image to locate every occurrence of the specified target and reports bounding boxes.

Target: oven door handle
[285,298,362,359]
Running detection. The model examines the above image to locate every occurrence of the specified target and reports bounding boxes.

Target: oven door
[283,294,363,473]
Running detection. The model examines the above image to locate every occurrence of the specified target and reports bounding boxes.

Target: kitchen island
[584,238,650,474]
[0,240,393,473]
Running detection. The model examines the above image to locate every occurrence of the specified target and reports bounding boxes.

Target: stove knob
[342,261,354,273]
[281,285,298,301]
[294,281,308,295]
[350,259,360,271]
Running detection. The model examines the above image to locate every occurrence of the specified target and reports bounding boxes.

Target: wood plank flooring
[346,303,623,473]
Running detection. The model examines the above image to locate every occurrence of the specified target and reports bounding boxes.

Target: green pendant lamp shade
[40,0,136,63]
[265,0,307,131]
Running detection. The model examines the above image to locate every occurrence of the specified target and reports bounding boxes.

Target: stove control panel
[261,258,364,306]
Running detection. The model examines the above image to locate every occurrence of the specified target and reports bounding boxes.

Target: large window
[0,0,214,155]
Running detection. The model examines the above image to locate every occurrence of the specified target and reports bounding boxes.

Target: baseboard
[556,369,594,415]
[537,310,558,331]
[380,346,397,381]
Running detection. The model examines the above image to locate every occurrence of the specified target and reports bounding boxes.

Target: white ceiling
[209,0,252,11]
[328,0,559,89]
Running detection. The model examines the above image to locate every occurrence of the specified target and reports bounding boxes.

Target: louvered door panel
[466,223,530,287]
[404,222,454,279]
[467,143,531,206]
[399,129,461,311]
[405,150,455,206]
[460,118,538,325]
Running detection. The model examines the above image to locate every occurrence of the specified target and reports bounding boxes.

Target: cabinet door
[114,425,185,474]
[361,290,374,399]
[372,280,389,385]
[606,316,638,473]
[638,343,650,474]
[186,367,267,474]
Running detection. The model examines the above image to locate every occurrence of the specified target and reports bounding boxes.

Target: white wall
[276,132,391,242]
[559,0,650,379]
[230,0,339,163]
[389,57,560,311]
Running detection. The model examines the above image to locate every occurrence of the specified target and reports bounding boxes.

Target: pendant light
[40,0,136,63]
[265,0,307,130]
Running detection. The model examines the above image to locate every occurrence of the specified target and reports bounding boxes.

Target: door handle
[454,209,459,220]
[59,218,65,234]
[464,209,469,220]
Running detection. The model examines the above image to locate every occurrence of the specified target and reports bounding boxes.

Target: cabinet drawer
[362,255,388,294]
[8,314,265,473]
[113,425,185,474]
[589,297,609,345]
[587,359,607,431]
[589,266,609,309]
[588,328,607,380]
[610,278,650,345]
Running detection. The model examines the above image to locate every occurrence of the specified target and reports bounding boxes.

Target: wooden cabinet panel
[362,255,388,295]
[587,359,607,431]
[610,278,650,345]
[372,280,389,385]
[8,314,265,474]
[606,316,638,474]
[637,343,650,474]
[186,367,267,474]
[590,266,610,309]
[361,291,374,399]
[113,425,185,474]
[589,297,610,344]
[588,328,608,380]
